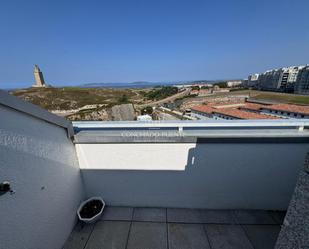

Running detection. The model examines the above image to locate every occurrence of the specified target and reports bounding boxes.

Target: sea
[1,80,214,90]
[79,81,197,89]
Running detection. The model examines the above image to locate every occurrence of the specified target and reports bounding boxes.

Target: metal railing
[73,120,309,143]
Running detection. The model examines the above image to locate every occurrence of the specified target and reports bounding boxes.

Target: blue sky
[0,0,309,88]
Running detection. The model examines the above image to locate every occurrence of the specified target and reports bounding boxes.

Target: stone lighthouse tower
[32,65,46,87]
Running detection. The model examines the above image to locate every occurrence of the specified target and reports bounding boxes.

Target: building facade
[190,106,214,120]
[294,66,309,95]
[247,74,259,87]
[249,65,308,93]
[227,80,242,87]
[258,69,283,91]
[278,66,304,92]
[247,65,309,94]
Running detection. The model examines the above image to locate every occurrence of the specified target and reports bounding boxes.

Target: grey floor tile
[200,209,236,224]
[205,224,254,249]
[168,223,211,249]
[101,206,133,221]
[63,223,94,249]
[133,207,166,222]
[127,222,167,249]
[268,210,286,224]
[234,210,276,224]
[85,221,130,249]
[243,225,281,249]
[167,208,203,223]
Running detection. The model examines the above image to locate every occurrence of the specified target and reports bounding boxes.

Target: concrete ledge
[73,129,309,144]
[74,134,309,144]
[0,90,74,137]
[73,120,309,143]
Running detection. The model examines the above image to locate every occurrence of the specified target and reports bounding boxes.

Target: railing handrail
[73,119,309,129]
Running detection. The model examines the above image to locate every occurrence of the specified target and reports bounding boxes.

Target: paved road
[156,111,180,120]
[138,88,191,109]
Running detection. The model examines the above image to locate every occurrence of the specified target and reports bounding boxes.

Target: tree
[145,86,178,100]
[118,94,129,104]
[191,86,200,90]
[213,81,228,88]
[141,106,153,115]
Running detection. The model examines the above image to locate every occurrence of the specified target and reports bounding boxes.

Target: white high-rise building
[250,65,306,93]
[247,74,259,87]
[294,65,309,95]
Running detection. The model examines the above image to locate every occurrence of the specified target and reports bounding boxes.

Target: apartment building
[247,73,259,87]
[258,69,283,91]
[288,66,302,83]
[278,66,305,92]
[249,65,307,93]
[294,65,309,95]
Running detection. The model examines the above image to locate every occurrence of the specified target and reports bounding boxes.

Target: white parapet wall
[0,92,85,249]
[74,120,309,210]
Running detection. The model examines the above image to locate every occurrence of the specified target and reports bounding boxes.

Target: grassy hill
[11,87,148,110]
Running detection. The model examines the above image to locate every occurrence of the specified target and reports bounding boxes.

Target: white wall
[0,105,85,249]
[261,109,309,119]
[79,142,309,210]
[76,143,195,170]
[190,111,214,120]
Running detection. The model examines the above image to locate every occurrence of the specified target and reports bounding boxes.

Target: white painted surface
[79,142,309,209]
[0,105,85,249]
[76,143,195,170]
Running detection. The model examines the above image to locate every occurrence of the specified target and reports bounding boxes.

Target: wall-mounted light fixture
[0,181,12,196]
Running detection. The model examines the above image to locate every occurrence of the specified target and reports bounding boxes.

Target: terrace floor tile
[101,206,133,221]
[167,208,203,223]
[63,223,94,249]
[233,210,276,224]
[133,207,166,222]
[205,224,254,249]
[64,207,282,249]
[200,209,236,224]
[168,223,211,249]
[85,221,130,249]
[127,222,167,249]
[243,225,281,249]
